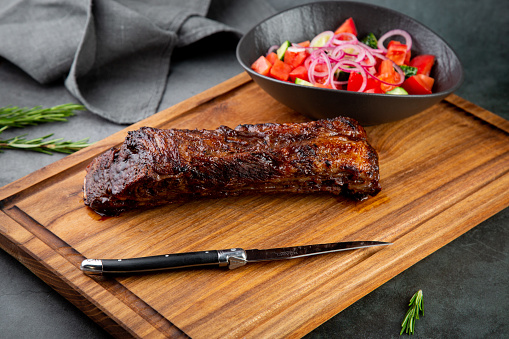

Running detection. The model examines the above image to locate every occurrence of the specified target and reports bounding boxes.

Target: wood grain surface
[1,72,508,338]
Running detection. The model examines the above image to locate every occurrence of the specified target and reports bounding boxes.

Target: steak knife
[80,241,391,274]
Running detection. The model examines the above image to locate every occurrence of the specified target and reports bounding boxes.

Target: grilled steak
[83,117,381,215]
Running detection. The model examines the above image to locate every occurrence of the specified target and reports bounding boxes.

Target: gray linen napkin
[0,0,276,123]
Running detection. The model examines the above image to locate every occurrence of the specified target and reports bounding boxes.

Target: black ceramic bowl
[236,1,463,125]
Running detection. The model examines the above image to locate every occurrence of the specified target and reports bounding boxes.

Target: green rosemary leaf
[0,103,85,128]
[400,290,423,335]
[0,103,92,155]
[0,133,92,155]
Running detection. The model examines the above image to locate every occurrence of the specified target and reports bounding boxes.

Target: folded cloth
[0,0,276,123]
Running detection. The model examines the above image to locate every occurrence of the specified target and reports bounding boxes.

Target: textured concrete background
[0,1,507,338]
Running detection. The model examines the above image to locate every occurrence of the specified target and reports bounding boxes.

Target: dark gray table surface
[1,1,507,338]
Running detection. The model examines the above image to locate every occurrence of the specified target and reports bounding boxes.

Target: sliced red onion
[335,59,362,73]
[307,51,335,86]
[315,52,331,75]
[365,71,403,87]
[330,65,350,89]
[362,61,405,87]
[333,44,366,62]
[286,46,306,53]
[360,48,377,67]
[304,55,313,69]
[331,32,358,45]
[371,52,388,61]
[266,45,279,55]
[332,60,367,92]
[331,79,349,89]
[367,54,405,85]
[308,59,325,84]
[377,29,412,52]
[362,44,385,55]
[321,51,334,86]
[328,49,345,62]
[310,48,327,58]
[391,62,405,83]
[291,42,308,48]
[329,62,342,89]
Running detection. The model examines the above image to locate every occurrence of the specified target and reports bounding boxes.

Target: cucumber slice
[386,87,409,95]
[295,78,314,87]
[277,40,291,60]
[310,31,334,48]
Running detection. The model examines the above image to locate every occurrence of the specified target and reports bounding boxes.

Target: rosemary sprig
[0,103,93,155]
[0,103,85,128]
[400,290,423,335]
[0,133,92,155]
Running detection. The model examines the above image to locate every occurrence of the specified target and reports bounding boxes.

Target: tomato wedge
[289,65,309,82]
[366,78,384,93]
[314,82,333,89]
[409,55,435,76]
[266,52,278,65]
[386,41,410,65]
[297,40,310,48]
[347,72,363,91]
[284,48,308,68]
[270,59,293,81]
[378,59,401,93]
[401,74,434,94]
[347,72,382,93]
[334,17,357,36]
[378,59,394,75]
[251,56,272,76]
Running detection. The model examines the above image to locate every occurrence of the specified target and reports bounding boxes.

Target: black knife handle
[81,248,248,274]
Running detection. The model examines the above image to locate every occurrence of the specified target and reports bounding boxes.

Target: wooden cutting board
[1,72,508,339]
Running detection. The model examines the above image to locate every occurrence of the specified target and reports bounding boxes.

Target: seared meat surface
[83,117,381,215]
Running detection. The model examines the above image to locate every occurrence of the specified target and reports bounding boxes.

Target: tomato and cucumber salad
[250,17,436,95]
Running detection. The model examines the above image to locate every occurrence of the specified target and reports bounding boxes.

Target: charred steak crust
[83,117,381,215]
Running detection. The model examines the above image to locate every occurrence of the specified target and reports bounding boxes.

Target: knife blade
[80,241,391,274]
